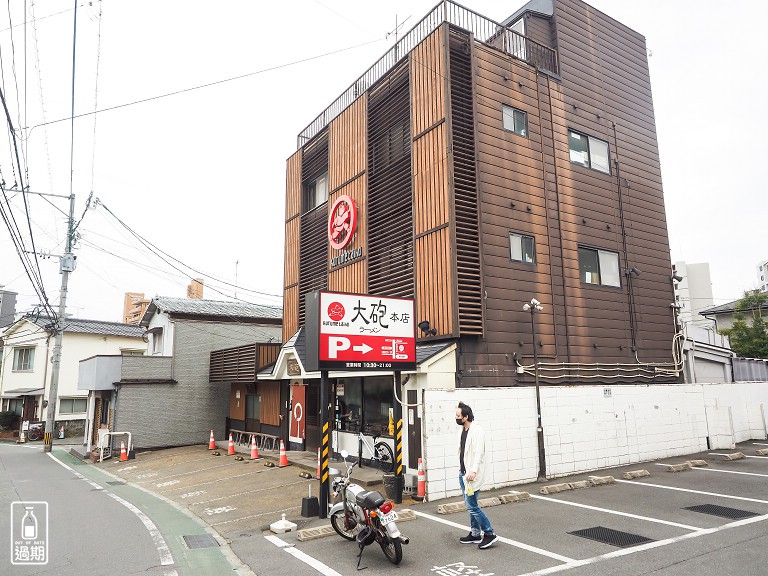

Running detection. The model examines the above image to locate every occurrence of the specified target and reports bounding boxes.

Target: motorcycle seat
[355,490,386,509]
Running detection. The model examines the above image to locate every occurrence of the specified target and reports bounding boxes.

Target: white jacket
[458,421,487,490]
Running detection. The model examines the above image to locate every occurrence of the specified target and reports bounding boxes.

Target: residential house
[78,297,282,451]
[0,315,145,434]
[700,298,768,332]
[269,0,682,487]
[0,289,17,378]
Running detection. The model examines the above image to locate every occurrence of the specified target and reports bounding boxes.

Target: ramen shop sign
[328,195,362,268]
[306,291,416,372]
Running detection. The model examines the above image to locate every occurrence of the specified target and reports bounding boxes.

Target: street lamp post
[523,298,547,481]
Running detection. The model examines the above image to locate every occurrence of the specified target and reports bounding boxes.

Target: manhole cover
[106,481,126,486]
[568,526,654,548]
[182,534,220,549]
[684,504,758,520]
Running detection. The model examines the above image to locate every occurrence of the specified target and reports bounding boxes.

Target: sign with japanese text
[313,291,416,371]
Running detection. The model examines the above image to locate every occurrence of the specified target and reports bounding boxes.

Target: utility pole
[43,193,75,452]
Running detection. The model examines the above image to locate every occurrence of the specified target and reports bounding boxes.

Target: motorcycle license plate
[379,510,398,526]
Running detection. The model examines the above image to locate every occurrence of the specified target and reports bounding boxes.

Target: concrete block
[588,475,616,486]
[622,469,650,479]
[722,452,746,461]
[539,482,572,494]
[666,463,692,472]
[687,459,708,467]
[756,449,768,456]
[568,480,591,490]
[478,497,502,508]
[500,492,531,504]
[297,525,335,541]
[437,501,466,515]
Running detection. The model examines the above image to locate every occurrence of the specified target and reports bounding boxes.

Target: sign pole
[319,370,330,518]
[393,371,404,504]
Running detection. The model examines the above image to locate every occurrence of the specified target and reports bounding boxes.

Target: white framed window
[151,330,164,355]
[569,130,610,174]
[578,246,620,287]
[59,398,87,414]
[121,349,145,356]
[509,232,536,263]
[502,105,528,137]
[12,347,35,371]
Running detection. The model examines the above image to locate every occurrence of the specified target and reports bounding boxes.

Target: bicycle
[355,431,394,473]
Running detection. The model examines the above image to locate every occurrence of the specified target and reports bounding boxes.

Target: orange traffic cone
[250,435,259,459]
[120,440,129,462]
[278,439,289,467]
[415,457,426,501]
[227,433,236,456]
[316,447,321,479]
[208,430,216,450]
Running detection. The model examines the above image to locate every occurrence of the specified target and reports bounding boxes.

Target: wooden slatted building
[281,0,679,397]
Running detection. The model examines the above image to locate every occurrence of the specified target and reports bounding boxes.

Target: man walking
[456,401,498,549]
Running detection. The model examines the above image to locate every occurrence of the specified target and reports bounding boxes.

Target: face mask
[456,418,465,426]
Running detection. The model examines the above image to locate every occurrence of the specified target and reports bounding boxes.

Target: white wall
[420,382,768,501]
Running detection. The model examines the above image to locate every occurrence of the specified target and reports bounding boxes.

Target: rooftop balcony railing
[297,0,558,147]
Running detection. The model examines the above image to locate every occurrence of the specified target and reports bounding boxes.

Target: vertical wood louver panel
[284,151,303,342]
[415,227,453,335]
[329,95,367,190]
[299,134,329,325]
[367,61,413,299]
[282,285,298,343]
[449,28,483,335]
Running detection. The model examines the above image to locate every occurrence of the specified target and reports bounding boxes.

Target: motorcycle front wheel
[330,509,360,541]
[379,532,403,565]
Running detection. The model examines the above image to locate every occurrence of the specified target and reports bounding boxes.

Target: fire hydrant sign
[309,291,416,371]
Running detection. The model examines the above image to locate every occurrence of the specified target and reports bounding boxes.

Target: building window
[12,347,35,371]
[509,232,535,263]
[305,172,328,210]
[6,399,22,416]
[569,130,610,173]
[335,376,392,436]
[151,330,163,354]
[121,349,145,356]
[578,246,621,287]
[59,398,87,414]
[502,105,528,137]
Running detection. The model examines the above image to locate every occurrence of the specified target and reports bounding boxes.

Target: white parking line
[708,452,767,460]
[411,509,576,563]
[528,494,703,531]
[690,467,768,478]
[515,513,768,576]
[751,443,768,446]
[615,479,768,505]
[265,535,343,576]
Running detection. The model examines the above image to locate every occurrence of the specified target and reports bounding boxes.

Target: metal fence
[297,0,558,147]
[732,357,768,382]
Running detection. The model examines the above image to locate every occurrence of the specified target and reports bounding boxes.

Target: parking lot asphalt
[89,441,768,576]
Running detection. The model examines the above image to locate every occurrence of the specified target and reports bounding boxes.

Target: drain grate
[568,526,654,548]
[684,504,758,520]
[106,481,126,486]
[183,534,220,550]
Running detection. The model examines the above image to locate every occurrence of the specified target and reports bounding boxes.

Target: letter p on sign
[327,336,351,358]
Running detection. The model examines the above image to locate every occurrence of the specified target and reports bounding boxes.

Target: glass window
[246,394,260,420]
[579,246,620,287]
[306,172,328,209]
[60,398,87,414]
[569,130,610,173]
[152,330,163,354]
[502,105,528,137]
[335,376,391,436]
[8,399,22,416]
[510,232,535,263]
[12,347,35,371]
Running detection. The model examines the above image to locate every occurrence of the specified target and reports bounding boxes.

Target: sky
[0,0,766,324]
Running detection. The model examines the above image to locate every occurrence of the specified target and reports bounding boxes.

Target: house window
[12,347,35,371]
[121,349,145,356]
[151,330,163,354]
[59,398,87,414]
[569,130,610,173]
[509,232,535,263]
[502,105,528,137]
[305,172,328,210]
[6,399,22,416]
[335,376,392,436]
[578,246,621,287]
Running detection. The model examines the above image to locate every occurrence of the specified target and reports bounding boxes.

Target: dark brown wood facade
[283,0,677,386]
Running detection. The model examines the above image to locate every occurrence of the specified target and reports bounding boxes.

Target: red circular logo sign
[327,302,345,321]
[328,195,357,250]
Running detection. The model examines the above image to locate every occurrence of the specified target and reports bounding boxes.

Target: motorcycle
[329,450,408,567]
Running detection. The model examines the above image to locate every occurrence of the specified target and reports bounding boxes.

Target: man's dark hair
[457,401,474,422]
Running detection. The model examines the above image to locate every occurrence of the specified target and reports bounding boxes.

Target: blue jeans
[459,474,493,536]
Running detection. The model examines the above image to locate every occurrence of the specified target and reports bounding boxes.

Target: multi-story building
[672,261,714,327]
[758,259,768,293]
[267,0,681,486]
[122,292,151,325]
